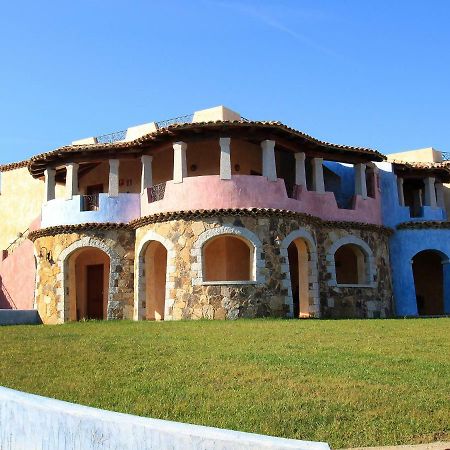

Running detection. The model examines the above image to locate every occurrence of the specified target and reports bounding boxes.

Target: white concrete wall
[0,386,330,450]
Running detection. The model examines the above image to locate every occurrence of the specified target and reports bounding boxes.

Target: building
[0,106,448,324]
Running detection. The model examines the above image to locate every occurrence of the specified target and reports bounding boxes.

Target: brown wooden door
[86,264,104,319]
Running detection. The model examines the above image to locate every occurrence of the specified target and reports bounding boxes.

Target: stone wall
[33,228,134,324]
[135,213,393,321]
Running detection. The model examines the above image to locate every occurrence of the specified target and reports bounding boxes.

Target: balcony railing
[96,130,127,144]
[155,114,194,129]
[81,194,100,211]
[148,182,166,202]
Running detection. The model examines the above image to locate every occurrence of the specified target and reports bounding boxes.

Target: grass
[0,319,449,448]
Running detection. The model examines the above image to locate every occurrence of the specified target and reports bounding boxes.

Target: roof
[390,159,450,181]
[26,120,385,178]
[0,159,30,172]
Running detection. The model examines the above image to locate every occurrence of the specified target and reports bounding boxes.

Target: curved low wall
[0,386,330,450]
[142,175,382,224]
[41,194,141,227]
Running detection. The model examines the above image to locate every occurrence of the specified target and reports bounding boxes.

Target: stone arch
[280,229,319,318]
[191,225,264,285]
[57,237,121,323]
[135,230,176,321]
[327,235,376,287]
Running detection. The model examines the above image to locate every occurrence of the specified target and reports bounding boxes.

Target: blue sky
[1,0,449,163]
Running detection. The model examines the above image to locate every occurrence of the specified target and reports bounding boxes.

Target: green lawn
[0,319,449,448]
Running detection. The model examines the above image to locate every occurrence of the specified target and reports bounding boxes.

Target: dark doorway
[412,250,444,315]
[288,242,300,318]
[86,264,104,319]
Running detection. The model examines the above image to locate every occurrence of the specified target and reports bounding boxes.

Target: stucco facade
[0,105,449,321]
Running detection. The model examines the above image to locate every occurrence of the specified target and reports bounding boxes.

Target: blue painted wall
[41,194,140,227]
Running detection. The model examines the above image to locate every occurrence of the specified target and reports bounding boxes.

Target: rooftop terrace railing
[155,114,194,129]
[442,152,450,161]
[96,130,127,144]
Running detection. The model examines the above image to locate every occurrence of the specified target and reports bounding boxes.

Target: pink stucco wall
[142,175,382,224]
[0,216,40,310]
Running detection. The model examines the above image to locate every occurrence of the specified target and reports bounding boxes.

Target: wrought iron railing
[156,114,194,129]
[1,284,17,309]
[148,182,166,202]
[442,152,450,161]
[81,194,100,211]
[96,130,127,144]
[4,227,30,258]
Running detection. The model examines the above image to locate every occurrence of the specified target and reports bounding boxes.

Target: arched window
[334,244,368,285]
[203,235,252,282]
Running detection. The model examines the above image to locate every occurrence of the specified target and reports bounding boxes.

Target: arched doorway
[334,244,368,285]
[67,247,110,321]
[412,250,445,316]
[287,239,310,318]
[144,241,168,320]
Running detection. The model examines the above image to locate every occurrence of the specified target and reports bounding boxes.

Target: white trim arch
[191,225,264,285]
[280,229,319,318]
[135,230,176,321]
[57,237,121,323]
[326,235,376,287]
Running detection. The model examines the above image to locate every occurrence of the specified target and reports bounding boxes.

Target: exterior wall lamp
[39,247,54,265]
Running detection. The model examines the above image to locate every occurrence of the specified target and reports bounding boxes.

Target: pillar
[436,182,445,208]
[219,137,231,180]
[173,141,187,184]
[261,140,277,182]
[397,177,405,206]
[65,163,79,200]
[354,163,367,199]
[424,176,437,207]
[108,159,120,197]
[294,152,307,188]
[141,155,153,192]
[312,158,325,193]
[44,168,56,203]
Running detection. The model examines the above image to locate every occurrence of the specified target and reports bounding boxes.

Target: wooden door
[86,264,104,319]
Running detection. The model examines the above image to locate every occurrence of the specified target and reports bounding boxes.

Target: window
[334,244,368,285]
[203,235,252,282]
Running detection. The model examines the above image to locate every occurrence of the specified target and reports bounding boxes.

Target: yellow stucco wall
[387,147,442,163]
[0,168,63,250]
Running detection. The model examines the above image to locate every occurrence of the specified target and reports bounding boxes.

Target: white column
[173,141,187,184]
[294,152,307,188]
[397,177,405,206]
[44,168,56,203]
[108,159,120,197]
[219,137,231,180]
[141,155,153,192]
[424,176,437,207]
[312,157,325,193]
[65,163,79,200]
[261,140,277,182]
[354,163,367,199]
[436,182,445,208]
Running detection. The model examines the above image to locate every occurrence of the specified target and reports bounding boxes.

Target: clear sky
[1,0,449,164]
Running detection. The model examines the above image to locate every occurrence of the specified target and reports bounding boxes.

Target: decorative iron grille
[155,114,194,129]
[442,152,450,161]
[148,182,166,202]
[96,130,127,144]
[81,194,100,211]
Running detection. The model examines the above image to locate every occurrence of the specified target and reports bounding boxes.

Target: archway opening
[203,235,252,282]
[144,241,168,320]
[287,238,310,318]
[334,244,367,285]
[67,247,110,321]
[412,250,445,316]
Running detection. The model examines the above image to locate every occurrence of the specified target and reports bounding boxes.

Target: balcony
[41,194,141,228]
[141,175,382,225]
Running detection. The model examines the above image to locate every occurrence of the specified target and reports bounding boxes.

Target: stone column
[108,159,120,197]
[219,137,231,180]
[65,163,79,200]
[424,176,437,207]
[141,155,153,192]
[173,141,187,184]
[436,182,445,208]
[44,168,56,203]
[312,157,325,193]
[294,152,307,188]
[261,140,277,181]
[354,163,368,199]
[397,177,405,206]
